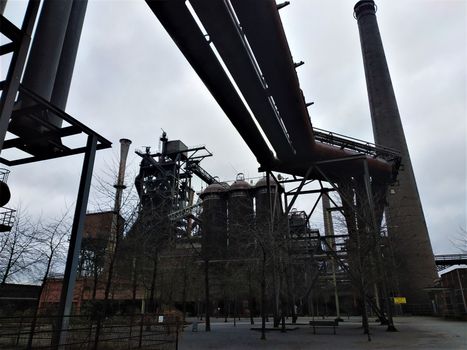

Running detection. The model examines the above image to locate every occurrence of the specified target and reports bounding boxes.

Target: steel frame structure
[0,2,111,347]
[268,155,397,331]
[146,0,398,183]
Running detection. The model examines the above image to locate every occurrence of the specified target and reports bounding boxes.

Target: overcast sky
[3,0,466,255]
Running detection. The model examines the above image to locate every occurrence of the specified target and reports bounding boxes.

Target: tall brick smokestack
[354,0,437,313]
[114,138,132,215]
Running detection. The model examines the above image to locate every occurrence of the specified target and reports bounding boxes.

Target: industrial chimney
[108,138,132,254]
[114,138,132,215]
[354,0,437,313]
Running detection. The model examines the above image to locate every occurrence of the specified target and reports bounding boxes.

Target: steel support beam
[306,193,323,223]
[286,165,314,214]
[285,187,334,196]
[53,134,97,348]
[0,0,39,153]
[362,159,396,331]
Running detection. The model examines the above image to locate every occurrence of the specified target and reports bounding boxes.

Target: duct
[271,148,394,183]
[221,0,394,181]
[146,0,275,167]
[10,0,73,145]
[189,0,295,160]
[8,0,87,157]
[146,0,397,183]
[51,0,88,110]
[230,0,315,154]
[227,0,392,175]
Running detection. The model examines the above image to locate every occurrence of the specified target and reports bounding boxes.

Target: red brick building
[39,277,145,315]
[38,212,146,314]
[437,267,467,318]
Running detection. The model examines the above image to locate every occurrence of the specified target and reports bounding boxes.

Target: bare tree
[77,155,139,347]
[0,207,38,284]
[27,211,71,348]
[451,227,467,254]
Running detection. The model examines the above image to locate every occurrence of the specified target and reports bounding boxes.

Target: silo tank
[228,173,254,256]
[254,175,284,232]
[200,183,229,258]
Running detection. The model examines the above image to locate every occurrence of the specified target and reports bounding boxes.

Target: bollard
[16,316,23,346]
[175,320,179,350]
[138,314,144,348]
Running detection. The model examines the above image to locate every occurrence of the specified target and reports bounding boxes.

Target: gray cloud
[3,0,465,255]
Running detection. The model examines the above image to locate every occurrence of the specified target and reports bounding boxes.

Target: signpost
[393,297,407,305]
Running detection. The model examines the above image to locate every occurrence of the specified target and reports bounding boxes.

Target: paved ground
[178,316,466,349]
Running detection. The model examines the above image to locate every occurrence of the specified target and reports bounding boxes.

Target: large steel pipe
[9,0,87,157]
[272,146,394,183]
[190,0,295,160]
[51,0,88,110]
[230,0,394,180]
[10,0,73,138]
[231,0,315,154]
[146,0,396,183]
[146,0,274,166]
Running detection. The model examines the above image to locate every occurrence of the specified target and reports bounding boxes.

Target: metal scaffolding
[0,2,111,346]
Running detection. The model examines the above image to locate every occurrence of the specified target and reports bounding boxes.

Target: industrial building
[438,267,467,319]
[0,0,450,347]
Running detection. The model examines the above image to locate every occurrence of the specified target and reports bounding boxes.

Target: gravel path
[178,316,466,349]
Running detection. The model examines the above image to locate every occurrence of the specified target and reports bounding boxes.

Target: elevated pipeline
[146,0,398,183]
[147,0,274,167]
[9,0,88,157]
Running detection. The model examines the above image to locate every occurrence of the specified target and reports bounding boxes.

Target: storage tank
[227,173,254,256]
[200,182,229,259]
[254,175,284,232]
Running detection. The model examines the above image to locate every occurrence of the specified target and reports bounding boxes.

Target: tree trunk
[233,298,237,327]
[92,258,99,300]
[248,268,254,325]
[204,259,211,331]
[272,261,280,328]
[224,294,228,322]
[1,247,14,284]
[95,227,121,348]
[148,255,158,313]
[182,263,187,322]
[27,256,52,349]
[260,251,266,340]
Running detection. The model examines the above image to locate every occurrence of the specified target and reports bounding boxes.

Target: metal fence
[0,313,180,349]
[0,207,16,231]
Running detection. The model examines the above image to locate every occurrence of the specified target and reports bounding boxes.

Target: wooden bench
[309,319,338,334]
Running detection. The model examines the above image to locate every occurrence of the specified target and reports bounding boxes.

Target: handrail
[435,254,467,262]
[313,127,400,158]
